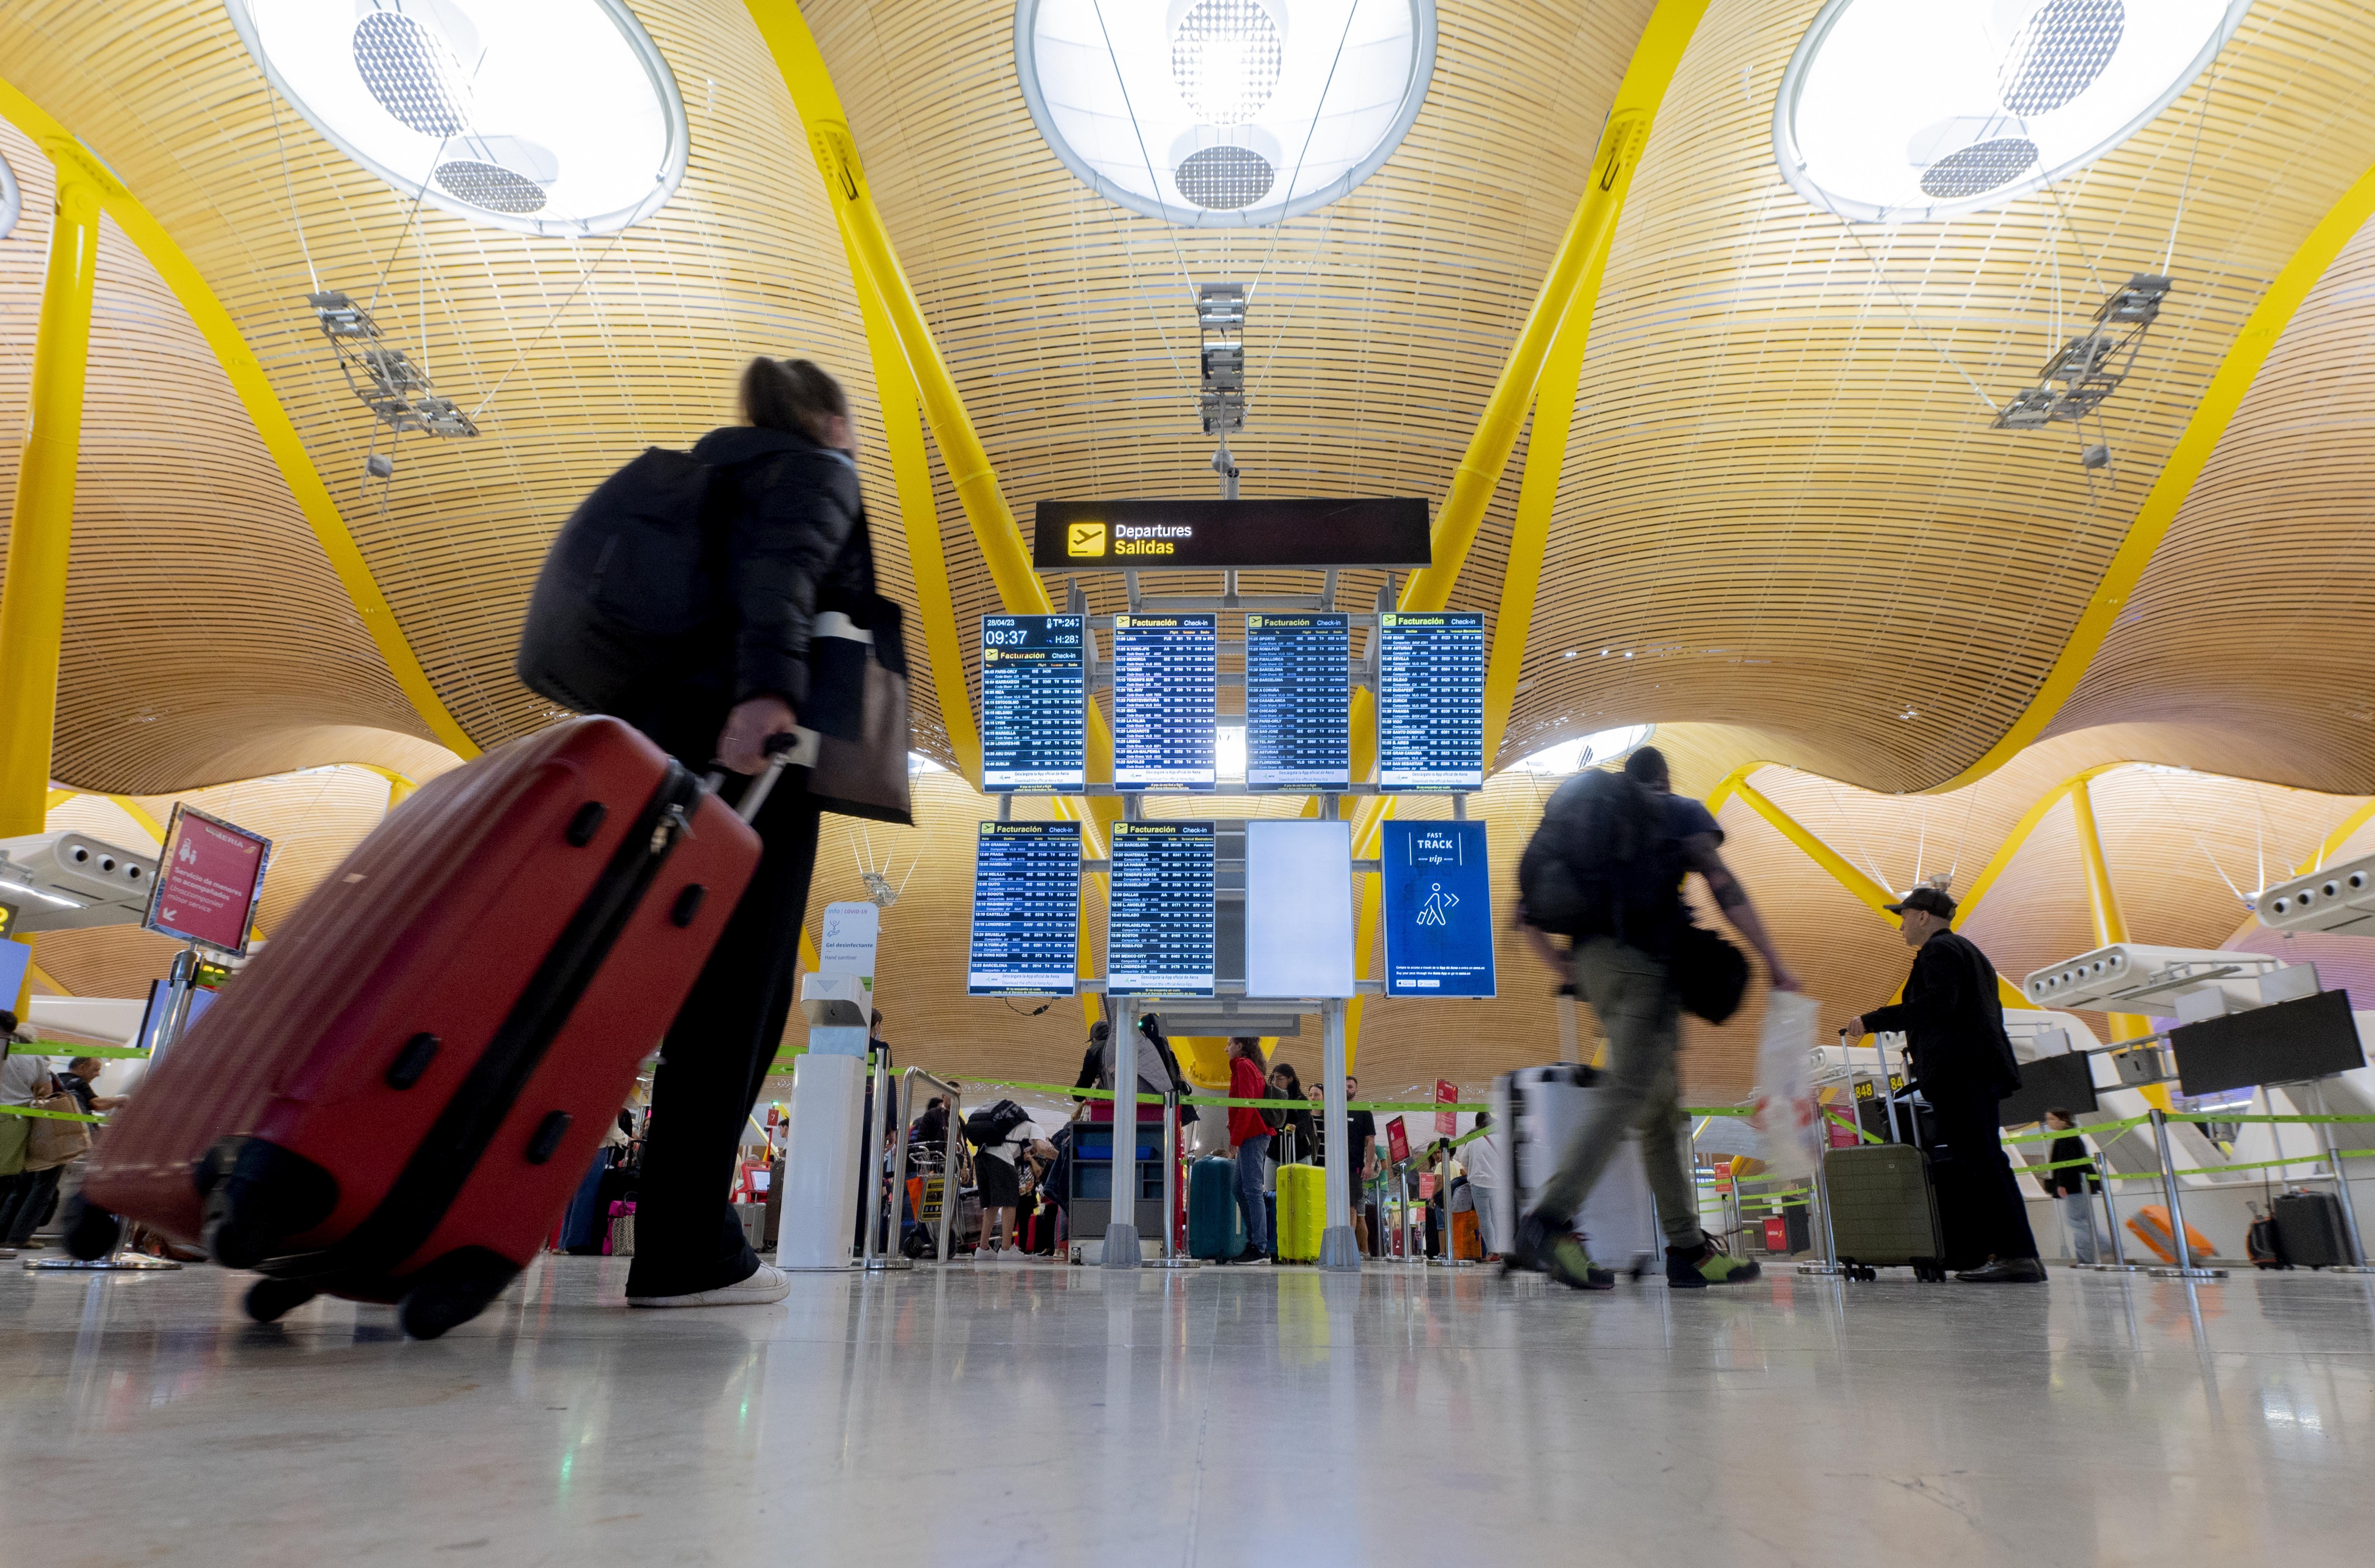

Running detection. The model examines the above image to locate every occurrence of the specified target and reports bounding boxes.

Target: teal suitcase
[1189,1156,1245,1260]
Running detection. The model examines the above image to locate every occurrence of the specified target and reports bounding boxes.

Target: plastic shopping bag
[1746,992,1823,1183]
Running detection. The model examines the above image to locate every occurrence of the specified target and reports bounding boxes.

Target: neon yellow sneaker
[1666,1238,1761,1288]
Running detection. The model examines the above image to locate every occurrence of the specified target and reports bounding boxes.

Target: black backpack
[515,448,727,716]
[963,1099,1030,1152]
[1516,769,1670,942]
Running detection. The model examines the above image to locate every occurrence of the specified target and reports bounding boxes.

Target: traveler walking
[1464,1109,1503,1258]
[1513,746,1798,1291]
[542,355,868,1309]
[2042,1108,2100,1264]
[1225,1038,1272,1262]
[1840,885,2043,1283]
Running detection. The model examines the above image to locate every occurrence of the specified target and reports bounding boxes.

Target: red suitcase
[75,716,771,1337]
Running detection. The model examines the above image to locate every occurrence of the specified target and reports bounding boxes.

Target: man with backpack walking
[1513,746,1799,1292]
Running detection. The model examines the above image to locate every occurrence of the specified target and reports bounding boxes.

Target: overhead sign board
[1034,498,1430,572]
[968,821,1081,996]
[142,804,271,957]
[980,614,1087,792]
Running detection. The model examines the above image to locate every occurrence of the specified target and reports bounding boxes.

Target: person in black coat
[1843,885,2044,1283]
[619,356,868,1309]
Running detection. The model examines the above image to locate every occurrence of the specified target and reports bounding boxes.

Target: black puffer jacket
[690,423,866,710]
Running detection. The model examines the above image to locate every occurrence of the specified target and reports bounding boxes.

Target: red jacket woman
[1227,1052,1270,1147]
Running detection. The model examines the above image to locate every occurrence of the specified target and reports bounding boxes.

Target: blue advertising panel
[1380,820,1496,998]
[979,614,1086,792]
[967,820,1081,994]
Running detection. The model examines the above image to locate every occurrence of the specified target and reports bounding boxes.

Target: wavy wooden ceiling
[0,0,937,760]
[0,118,454,793]
[805,0,1656,730]
[2046,195,2375,792]
[1506,0,2375,793]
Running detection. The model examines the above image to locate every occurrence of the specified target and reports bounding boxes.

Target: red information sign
[1435,1078,1458,1136]
[144,804,272,956]
[1386,1115,1410,1166]
[1417,1173,1437,1201]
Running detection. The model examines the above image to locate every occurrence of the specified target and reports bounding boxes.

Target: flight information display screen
[1106,821,1215,995]
[979,614,1086,792]
[1376,611,1485,790]
[1244,613,1350,790]
[1110,613,1217,789]
[967,820,1081,995]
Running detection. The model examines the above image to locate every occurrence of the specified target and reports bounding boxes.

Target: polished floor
[2,1253,2371,1566]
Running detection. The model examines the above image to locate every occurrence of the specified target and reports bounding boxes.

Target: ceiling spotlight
[227,0,688,237]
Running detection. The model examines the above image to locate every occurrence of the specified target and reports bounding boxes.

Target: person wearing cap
[1842,885,2042,1284]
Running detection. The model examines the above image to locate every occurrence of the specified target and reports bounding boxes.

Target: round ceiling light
[1774,0,2252,224]
[225,0,689,238]
[0,149,20,242]
[1016,0,1436,228]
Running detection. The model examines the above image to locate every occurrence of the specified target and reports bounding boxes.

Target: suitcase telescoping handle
[704,733,799,825]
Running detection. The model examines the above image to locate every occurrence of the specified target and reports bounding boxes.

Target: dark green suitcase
[1825,1143,1947,1282]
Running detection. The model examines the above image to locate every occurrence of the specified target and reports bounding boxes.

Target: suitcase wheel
[61,1193,121,1261]
[244,1276,319,1324]
[396,1248,519,1342]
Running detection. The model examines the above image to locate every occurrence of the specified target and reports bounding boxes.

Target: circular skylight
[1016,0,1437,228]
[226,0,689,238]
[0,150,20,242]
[1774,0,2252,224]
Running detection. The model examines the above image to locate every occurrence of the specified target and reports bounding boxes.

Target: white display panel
[1244,820,1356,999]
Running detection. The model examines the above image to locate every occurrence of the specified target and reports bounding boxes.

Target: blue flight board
[1379,820,1496,998]
[980,614,1086,792]
[1106,820,1216,995]
[967,820,1081,995]
[1111,613,1217,789]
[1376,611,1485,791]
[1244,612,1350,790]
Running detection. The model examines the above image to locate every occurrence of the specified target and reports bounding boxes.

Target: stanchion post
[2147,1108,2224,1280]
[1318,996,1359,1271]
[1150,1089,1192,1268]
[940,1084,961,1263]
[860,1045,900,1269]
[2090,1127,2137,1272]
[1103,1013,1141,1268]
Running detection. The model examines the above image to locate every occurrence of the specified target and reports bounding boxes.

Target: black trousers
[0,1165,61,1245]
[1928,1086,2040,1264]
[621,772,821,1297]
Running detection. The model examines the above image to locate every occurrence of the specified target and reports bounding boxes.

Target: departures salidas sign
[1035,498,1429,571]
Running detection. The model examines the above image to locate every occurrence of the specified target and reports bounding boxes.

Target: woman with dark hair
[1265,1061,1316,1164]
[617,356,870,1309]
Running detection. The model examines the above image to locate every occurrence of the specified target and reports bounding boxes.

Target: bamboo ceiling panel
[805,0,1654,737]
[0,117,440,793]
[2048,207,2375,792]
[0,0,945,758]
[1507,0,2375,793]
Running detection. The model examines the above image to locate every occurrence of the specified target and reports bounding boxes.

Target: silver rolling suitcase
[1494,1064,1662,1278]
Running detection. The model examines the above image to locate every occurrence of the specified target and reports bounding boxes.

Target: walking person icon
[1417,881,1458,927]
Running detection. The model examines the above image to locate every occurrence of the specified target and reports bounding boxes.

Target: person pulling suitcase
[524,355,874,1309]
[1511,747,1798,1291]
[1839,886,2043,1284]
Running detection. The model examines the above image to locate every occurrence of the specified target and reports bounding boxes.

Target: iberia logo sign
[1066,522,1106,558]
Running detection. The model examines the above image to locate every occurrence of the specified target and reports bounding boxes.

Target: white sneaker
[627,1262,791,1308]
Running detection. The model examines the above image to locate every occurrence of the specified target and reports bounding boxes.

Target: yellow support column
[2068,778,2154,1046]
[0,149,107,839]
